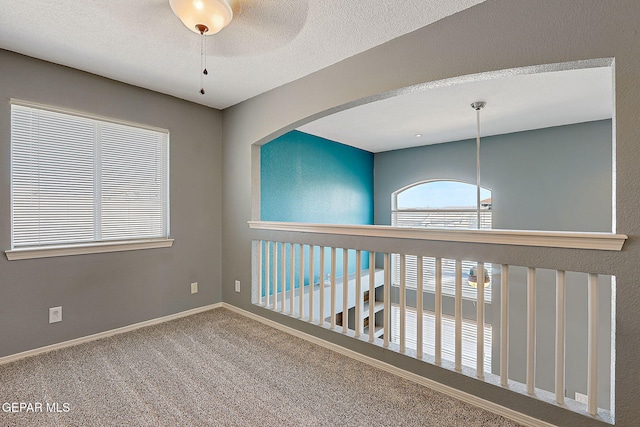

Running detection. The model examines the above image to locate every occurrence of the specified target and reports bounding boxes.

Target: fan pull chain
[197,24,209,95]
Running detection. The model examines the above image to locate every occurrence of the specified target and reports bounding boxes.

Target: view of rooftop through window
[396,180,491,210]
[394,180,491,230]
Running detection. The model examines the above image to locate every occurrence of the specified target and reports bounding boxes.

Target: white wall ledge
[5,238,174,261]
[248,221,627,251]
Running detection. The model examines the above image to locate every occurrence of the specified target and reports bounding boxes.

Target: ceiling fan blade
[210,0,309,57]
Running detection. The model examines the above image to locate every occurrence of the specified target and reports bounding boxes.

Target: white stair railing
[250,223,625,422]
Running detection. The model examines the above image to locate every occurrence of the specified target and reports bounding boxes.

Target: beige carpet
[0,308,522,426]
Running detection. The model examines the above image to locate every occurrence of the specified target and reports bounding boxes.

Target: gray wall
[222,1,640,426]
[0,50,223,357]
[374,120,612,231]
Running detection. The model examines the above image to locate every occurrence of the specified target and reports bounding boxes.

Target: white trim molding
[0,303,222,365]
[10,98,170,133]
[5,238,174,261]
[248,221,627,251]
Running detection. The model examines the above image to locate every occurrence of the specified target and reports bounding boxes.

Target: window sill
[5,238,174,261]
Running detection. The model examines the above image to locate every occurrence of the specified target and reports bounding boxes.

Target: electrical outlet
[191,282,198,294]
[575,392,588,405]
[49,306,62,323]
[235,280,240,293]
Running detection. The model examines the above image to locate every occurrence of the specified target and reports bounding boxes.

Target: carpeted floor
[0,308,522,426]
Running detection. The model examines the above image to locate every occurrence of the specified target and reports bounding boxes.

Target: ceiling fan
[168,0,309,94]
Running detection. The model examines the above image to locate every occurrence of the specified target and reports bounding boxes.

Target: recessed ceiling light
[415,134,422,137]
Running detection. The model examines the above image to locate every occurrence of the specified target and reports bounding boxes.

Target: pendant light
[468,101,490,288]
[471,101,486,229]
[468,266,490,288]
[169,0,234,94]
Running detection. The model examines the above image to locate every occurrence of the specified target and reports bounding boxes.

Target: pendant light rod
[471,101,486,230]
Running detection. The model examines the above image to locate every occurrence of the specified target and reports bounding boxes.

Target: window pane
[397,180,490,210]
[11,106,95,246]
[100,123,168,240]
[11,103,169,248]
[393,210,491,229]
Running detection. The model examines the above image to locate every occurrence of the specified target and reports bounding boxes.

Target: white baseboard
[221,303,557,427]
[0,301,555,427]
[0,302,223,366]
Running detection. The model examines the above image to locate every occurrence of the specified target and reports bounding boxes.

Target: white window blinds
[11,103,169,248]
[392,210,492,230]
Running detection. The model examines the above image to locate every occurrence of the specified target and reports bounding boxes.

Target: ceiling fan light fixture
[169,0,233,35]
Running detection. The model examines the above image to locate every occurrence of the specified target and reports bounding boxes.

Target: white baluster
[501,264,510,387]
[308,245,314,323]
[384,253,391,348]
[272,242,278,310]
[477,262,485,379]
[369,251,375,343]
[281,242,286,313]
[527,267,536,394]
[588,273,599,416]
[343,249,349,333]
[435,257,442,365]
[265,241,271,308]
[299,244,304,319]
[318,246,325,326]
[331,247,336,330]
[416,255,424,359]
[258,240,264,306]
[455,260,462,372]
[289,243,294,315]
[355,250,362,338]
[400,254,406,353]
[555,270,566,404]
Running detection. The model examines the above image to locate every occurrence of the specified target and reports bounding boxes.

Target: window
[9,101,170,258]
[392,180,492,301]
[393,180,491,229]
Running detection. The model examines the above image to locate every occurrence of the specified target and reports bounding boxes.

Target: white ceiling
[1,1,613,153]
[0,0,485,110]
[298,66,613,153]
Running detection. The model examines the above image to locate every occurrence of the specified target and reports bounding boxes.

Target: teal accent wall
[261,130,374,290]
[261,130,374,224]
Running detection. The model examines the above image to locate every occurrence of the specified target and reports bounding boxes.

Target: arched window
[393,180,491,229]
[391,180,492,302]
[390,180,493,369]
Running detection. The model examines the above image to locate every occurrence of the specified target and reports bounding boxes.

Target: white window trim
[5,238,174,261]
[8,99,172,260]
[10,99,170,134]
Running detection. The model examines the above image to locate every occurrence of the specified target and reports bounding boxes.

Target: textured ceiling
[298,65,613,153]
[0,0,485,109]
